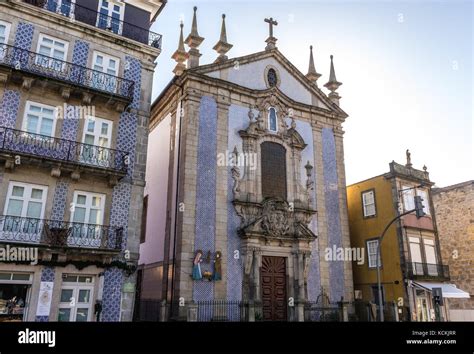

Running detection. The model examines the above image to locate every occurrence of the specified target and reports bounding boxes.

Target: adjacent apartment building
[0,0,164,322]
[347,154,469,321]
[432,181,473,321]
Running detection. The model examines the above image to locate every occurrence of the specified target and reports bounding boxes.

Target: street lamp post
[375,209,416,322]
[376,185,426,322]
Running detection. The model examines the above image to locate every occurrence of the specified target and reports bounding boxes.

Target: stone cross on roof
[264,17,278,37]
[264,17,278,50]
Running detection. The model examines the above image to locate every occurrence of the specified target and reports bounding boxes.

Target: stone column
[253,248,262,301]
[175,93,201,303]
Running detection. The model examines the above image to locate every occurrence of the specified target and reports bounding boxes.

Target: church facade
[139,8,354,321]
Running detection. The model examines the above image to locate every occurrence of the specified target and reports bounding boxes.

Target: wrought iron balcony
[406,262,450,281]
[0,44,134,101]
[0,215,123,251]
[23,0,163,49]
[0,127,129,174]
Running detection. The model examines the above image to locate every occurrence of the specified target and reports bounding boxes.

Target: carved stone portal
[233,198,316,241]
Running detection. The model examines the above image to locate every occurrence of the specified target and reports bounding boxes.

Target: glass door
[58,276,94,322]
[81,117,113,167]
[70,192,105,247]
[92,51,119,94]
[97,0,124,34]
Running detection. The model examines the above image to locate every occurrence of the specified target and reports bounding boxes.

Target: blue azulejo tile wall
[0,90,20,128]
[193,96,217,309]
[99,55,142,321]
[322,127,344,303]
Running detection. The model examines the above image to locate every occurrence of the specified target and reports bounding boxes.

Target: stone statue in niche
[212,251,222,281]
[192,250,203,280]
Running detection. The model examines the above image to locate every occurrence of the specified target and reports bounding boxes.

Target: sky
[150,0,473,188]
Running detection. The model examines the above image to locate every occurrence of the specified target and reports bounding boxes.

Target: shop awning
[413,282,471,298]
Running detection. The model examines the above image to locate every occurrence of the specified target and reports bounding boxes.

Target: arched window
[261,142,287,199]
[268,107,277,132]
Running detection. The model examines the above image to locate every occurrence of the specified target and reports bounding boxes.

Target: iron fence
[0,215,123,251]
[196,300,252,322]
[304,301,342,322]
[24,0,163,49]
[406,262,450,280]
[0,44,134,101]
[0,127,129,173]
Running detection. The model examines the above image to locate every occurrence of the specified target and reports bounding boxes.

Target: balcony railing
[24,0,163,49]
[406,262,450,280]
[0,215,123,251]
[0,127,129,174]
[0,44,134,101]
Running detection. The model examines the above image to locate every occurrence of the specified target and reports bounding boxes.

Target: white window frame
[0,20,11,45]
[367,239,381,268]
[22,101,58,138]
[54,0,75,17]
[58,277,94,322]
[80,116,113,167]
[0,21,11,61]
[3,182,48,219]
[402,185,415,211]
[92,51,120,93]
[71,191,106,226]
[362,190,376,217]
[267,107,278,133]
[35,34,69,71]
[423,238,437,265]
[96,0,125,34]
[82,116,113,149]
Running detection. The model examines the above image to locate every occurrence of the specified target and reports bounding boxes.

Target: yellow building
[347,155,468,321]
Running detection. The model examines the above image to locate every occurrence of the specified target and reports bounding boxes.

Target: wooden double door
[261,256,287,321]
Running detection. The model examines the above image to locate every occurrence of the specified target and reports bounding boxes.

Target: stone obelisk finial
[171,22,189,76]
[324,55,342,105]
[306,45,322,85]
[213,14,233,63]
[185,6,204,68]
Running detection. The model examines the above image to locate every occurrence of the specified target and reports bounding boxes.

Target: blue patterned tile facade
[70,40,90,85]
[100,55,141,321]
[35,267,55,322]
[13,22,34,69]
[226,105,249,303]
[59,105,79,141]
[193,96,217,313]
[288,120,320,302]
[101,268,123,322]
[123,56,142,110]
[115,112,137,177]
[13,22,34,50]
[322,127,344,303]
[51,181,69,220]
[100,182,131,321]
[0,90,20,128]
